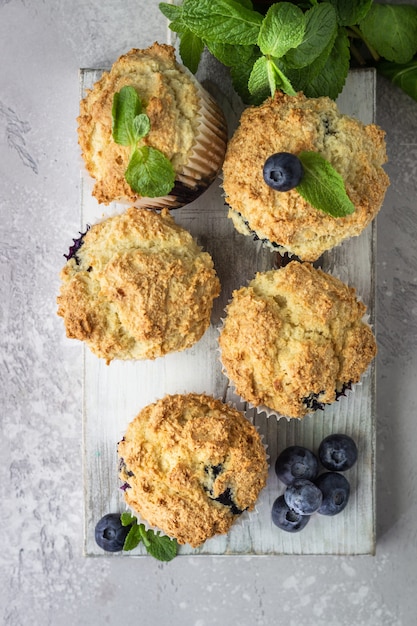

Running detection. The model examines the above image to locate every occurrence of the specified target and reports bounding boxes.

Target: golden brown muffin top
[118,393,268,547]
[222,91,389,261]
[219,261,376,418]
[57,207,220,363]
[78,43,202,204]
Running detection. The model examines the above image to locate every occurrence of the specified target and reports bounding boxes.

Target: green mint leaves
[159,1,417,104]
[359,4,417,65]
[296,151,355,218]
[112,86,175,197]
[258,3,305,59]
[121,512,179,561]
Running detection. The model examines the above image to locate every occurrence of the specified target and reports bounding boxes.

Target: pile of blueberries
[272,433,358,532]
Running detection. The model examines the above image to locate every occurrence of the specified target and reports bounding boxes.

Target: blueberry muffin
[218,261,376,419]
[222,91,389,261]
[78,43,227,209]
[118,393,268,547]
[57,207,220,363]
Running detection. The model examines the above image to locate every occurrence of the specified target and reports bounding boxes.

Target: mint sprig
[160,0,417,104]
[112,85,175,197]
[296,151,355,218]
[120,512,178,561]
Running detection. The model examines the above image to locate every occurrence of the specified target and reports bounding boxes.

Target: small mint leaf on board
[112,86,143,146]
[258,2,305,58]
[121,514,178,561]
[327,0,372,27]
[359,4,417,65]
[377,58,417,103]
[284,3,338,69]
[145,530,179,562]
[120,511,136,526]
[181,0,263,46]
[125,146,176,198]
[296,151,355,218]
[123,523,142,552]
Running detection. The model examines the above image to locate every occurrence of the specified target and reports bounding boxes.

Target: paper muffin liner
[216,264,375,422]
[117,393,269,551]
[132,73,228,211]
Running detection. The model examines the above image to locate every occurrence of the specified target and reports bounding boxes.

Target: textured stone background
[1,1,416,624]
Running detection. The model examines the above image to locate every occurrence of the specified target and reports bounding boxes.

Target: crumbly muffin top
[78,43,202,204]
[118,393,268,547]
[222,91,389,261]
[57,207,220,363]
[218,261,376,418]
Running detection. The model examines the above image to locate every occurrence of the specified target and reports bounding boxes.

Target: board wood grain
[80,65,377,557]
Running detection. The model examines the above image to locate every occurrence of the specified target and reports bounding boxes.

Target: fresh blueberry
[275,445,319,485]
[318,434,358,472]
[315,472,350,516]
[95,513,131,552]
[263,152,304,192]
[284,478,323,515]
[271,495,310,533]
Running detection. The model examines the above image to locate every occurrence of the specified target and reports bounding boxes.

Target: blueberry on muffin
[118,393,268,547]
[57,207,220,363]
[78,43,227,209]
[218,261,376,419]
[222,91,389,261]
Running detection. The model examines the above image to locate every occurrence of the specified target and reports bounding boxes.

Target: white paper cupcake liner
[132,75,228,210]
[118,392,269,550]
[217,265,375,422]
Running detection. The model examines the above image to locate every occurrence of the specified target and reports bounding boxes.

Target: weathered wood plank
[81,66,376,556]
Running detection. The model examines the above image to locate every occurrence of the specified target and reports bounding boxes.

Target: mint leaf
[123,523,142,551]
[280,24,338,95]
[169,18,189,36]
[258,3,305,58]
[378,57,417,103]
[234,0,254,9]
[112,88,176,197]
[284,4,338,69]
[132,113,151,139]
[120,511,136,526]
[179,29,205,73]
[142,528,179,562]
[327,0,372,27]
[112,86,143,146]
[297,151,355,218]
[248,55,296,101]
[205,41,257,67]
[159,2,183,21]
[359,4,417,64]
[271,61,297,97]
[125,146,176,198]
[181,0,263,45]
[230,56,261,104]
[248,56,274,101]
[299,27,350,99]
[120,515,178,561]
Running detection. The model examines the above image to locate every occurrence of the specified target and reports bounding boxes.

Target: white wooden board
[81,65,377,556]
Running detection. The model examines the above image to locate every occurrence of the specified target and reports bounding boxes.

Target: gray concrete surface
[1,1,417,624]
